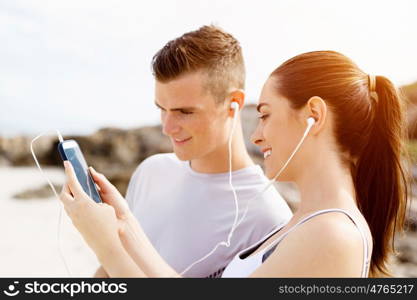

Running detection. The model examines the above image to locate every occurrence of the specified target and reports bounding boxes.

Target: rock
[0,137,10,166]
[406,106,417,139]
[64,126,172,194]
[392,230,417,277]
[25,126,171,194]
[134,126,173,158]
[401,81,417,139]
[405,197,417,232]
[0,136,32,166]
[0,135,58,166]
[0,106,258,195]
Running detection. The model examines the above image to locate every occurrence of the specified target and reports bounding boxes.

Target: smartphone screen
[58,140,102,203]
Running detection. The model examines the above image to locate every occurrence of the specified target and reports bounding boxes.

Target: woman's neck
[294,153,357,216]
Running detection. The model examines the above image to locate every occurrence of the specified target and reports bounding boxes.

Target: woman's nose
[250,126,264,146]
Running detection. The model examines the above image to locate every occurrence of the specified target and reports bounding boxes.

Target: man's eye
[181,110,194,115]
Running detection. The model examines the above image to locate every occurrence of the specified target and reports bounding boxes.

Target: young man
[95,25,292,277]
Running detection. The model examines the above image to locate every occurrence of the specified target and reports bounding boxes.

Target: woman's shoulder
[276,210,365,250]
[250,210,366,277]
[296,211,365,247]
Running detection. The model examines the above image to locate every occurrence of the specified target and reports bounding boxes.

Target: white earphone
[307,116,315,127]
[31,130,72,276]
[230,101,239,113]
[180,100,240,275]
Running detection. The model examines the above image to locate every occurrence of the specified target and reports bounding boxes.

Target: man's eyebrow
[154,101,197,111]
[154,101,164,110]
[256,102,269,112]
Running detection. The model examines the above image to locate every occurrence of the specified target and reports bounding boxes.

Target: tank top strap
[262,208,370,277]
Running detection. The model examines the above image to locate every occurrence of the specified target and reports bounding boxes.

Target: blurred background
[0,0,416,277]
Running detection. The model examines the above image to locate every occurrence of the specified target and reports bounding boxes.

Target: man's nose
[162,113,181,136]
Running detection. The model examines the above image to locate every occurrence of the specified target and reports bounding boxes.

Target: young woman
[60,50,409,277]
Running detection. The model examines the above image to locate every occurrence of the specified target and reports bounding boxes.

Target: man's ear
[305,96,327,134]
[227,89,245,117]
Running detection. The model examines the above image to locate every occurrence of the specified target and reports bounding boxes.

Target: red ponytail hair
[271,51,409,277]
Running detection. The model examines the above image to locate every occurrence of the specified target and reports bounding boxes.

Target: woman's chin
[265,166,291,182]
[264,167,277,180]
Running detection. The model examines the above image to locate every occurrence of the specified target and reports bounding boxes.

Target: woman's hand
[60,161,122,257]
[60,161,147,277]
[60,161,178,277]
[88,166,131,220]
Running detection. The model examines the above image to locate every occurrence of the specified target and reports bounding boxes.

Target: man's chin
[173,149,193,161]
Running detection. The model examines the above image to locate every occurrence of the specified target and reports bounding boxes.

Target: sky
[1,0,416,136]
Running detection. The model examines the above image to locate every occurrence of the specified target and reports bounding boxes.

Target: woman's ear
[305,96,327,134]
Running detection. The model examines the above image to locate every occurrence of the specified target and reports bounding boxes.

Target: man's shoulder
[137,153,182,171]
[251,185,293,228]
[129,153,186,184]
[126,153,184,199]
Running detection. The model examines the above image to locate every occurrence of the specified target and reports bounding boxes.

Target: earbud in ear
[230,101,239,111]
[307,117,315,127]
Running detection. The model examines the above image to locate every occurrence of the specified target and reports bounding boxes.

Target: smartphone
[57,139,102,203]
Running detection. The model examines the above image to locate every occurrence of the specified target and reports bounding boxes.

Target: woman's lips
[264,149,272,159]
[261,147,272,159]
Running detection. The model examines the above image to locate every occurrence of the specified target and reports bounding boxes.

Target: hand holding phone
[58,140,102,203]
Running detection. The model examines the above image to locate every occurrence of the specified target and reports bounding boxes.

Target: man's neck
[189,126,254,174]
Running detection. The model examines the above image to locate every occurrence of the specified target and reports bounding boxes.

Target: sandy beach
[0,166,99,277]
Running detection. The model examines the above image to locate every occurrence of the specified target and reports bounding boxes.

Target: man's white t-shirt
[126,153,292,277]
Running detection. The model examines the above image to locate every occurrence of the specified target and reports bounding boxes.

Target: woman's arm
[95,238,146,277]
[90,168,179,277]
[89,166,180,277]
[119,213,180,277]
[93,266,108,278]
